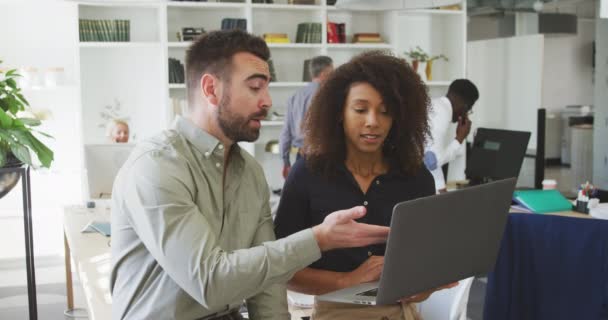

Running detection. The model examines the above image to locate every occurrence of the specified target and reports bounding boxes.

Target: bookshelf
[75,0,467,189]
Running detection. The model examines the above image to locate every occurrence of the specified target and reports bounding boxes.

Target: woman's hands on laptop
[400,282,460,303]
[312,206,390,251]
[340,256,384,288]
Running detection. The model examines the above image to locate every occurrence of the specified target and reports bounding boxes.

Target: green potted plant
[404,46,429,73]
[0,61,54,169]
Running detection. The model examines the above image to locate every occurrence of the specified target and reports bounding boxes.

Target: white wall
[541,20,596,111]
[0,0,82,258]
[594,18,608,189]
[467,34,544,150]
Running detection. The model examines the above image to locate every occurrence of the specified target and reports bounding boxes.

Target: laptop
[317,178,516,305]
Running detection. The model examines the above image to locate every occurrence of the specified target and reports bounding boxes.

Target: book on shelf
[295,22,322,44]
[264,33,290,43]
[353,33,383,43]
[252,0,274,2]
[268,59,277,82]
[302,59,311,82]
[168,58,185,84]
[288,0,316,4]
[221,18,247,31]
[79,19,130,42]
[179,27,206,42]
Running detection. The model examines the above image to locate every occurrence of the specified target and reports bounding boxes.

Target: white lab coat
[427,96,466,191]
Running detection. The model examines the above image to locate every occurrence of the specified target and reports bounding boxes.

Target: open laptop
[317,178,516,305]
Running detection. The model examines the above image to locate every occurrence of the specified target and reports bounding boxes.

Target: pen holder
[574,200,589,214]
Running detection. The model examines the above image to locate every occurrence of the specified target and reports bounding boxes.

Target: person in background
[274,51,456,320]
[110,30,390,320]
[106,119,130,143]
[279,55,333,179]
[426,79,479,192]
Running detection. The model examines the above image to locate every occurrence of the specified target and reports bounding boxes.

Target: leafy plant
[404,47,449,63]
[428,54,449,63]
[404,46,429,62]
[0,61,54,168]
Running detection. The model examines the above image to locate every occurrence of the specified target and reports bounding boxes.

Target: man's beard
[217,90,267,142]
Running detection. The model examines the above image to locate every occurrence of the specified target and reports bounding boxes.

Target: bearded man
[110,29,390,320]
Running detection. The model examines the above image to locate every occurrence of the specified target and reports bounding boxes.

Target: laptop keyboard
[356,288,378,297]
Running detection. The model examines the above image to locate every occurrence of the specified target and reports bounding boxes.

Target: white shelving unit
[75,0,467,189]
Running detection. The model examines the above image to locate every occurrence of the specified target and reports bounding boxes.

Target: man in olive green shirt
[110,30,390,320]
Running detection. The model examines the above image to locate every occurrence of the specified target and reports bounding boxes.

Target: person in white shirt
[426,79,479,192]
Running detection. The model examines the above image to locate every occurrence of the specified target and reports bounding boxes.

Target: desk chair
[418,276,474,320]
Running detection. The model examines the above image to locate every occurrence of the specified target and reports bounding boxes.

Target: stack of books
[352,33,383,43]
[221,18,247,31]
[179,27,205,42]
[302,59,311,82]
[288,0,316,4]
[327,22,346,43]
[264,33,290,43]
[79,19,130,42]
[268,59,277,82]
[168,58,185,84]
[296,23,322,43]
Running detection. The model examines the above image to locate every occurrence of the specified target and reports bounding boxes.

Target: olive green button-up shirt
[110,116,321,320]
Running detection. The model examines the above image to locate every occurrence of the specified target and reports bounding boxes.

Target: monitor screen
[466,128,531,183]
[84,144,134,199]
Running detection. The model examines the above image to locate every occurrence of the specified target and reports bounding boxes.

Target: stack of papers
[287,290,314,308]
[82,220,111,237]
[513,189,573,214]
[590,203,608,220]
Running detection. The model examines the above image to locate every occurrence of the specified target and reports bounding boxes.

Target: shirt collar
[173,116,242,159]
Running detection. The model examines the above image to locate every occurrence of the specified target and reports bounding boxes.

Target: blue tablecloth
[484,213,608,320]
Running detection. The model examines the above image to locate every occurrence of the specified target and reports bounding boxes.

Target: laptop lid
[376,178,516,304]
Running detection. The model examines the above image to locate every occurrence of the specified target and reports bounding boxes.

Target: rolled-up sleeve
[123,152,321,313]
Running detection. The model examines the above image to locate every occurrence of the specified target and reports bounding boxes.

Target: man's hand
[401,282,459,304]
[340,256,384,288]
[282,165,291,179]
[312,206,390,252]
[455,116,472,143]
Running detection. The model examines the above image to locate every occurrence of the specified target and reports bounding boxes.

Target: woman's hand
[340,255,384,288]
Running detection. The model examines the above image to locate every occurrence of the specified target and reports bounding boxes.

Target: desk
[63,205,312,320]
[483,212,608,319]
[63,205,112,320]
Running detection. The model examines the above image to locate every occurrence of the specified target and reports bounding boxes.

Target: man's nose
[259,89,272,110]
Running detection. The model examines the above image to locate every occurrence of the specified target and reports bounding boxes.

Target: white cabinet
[75,0,467,189]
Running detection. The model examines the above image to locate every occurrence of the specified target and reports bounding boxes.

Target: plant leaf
[0,148,5,167]
[9,142,31,166]
[10,129,53,168]
[8,97,19,114]
[0,110,14,128]
[16,93,29,106]
[0,130,14,142]
[32,129,52,138]
[18,118,40,127]
[6,78,17,90]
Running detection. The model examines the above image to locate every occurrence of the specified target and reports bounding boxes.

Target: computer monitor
[84,144,134,199]
[466,128,531,184]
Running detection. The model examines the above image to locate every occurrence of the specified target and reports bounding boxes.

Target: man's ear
[201,74,220,106]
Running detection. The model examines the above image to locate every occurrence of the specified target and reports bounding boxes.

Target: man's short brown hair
[185,29,270,103]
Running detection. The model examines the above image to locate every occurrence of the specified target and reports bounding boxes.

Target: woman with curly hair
[274,51,455,319]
